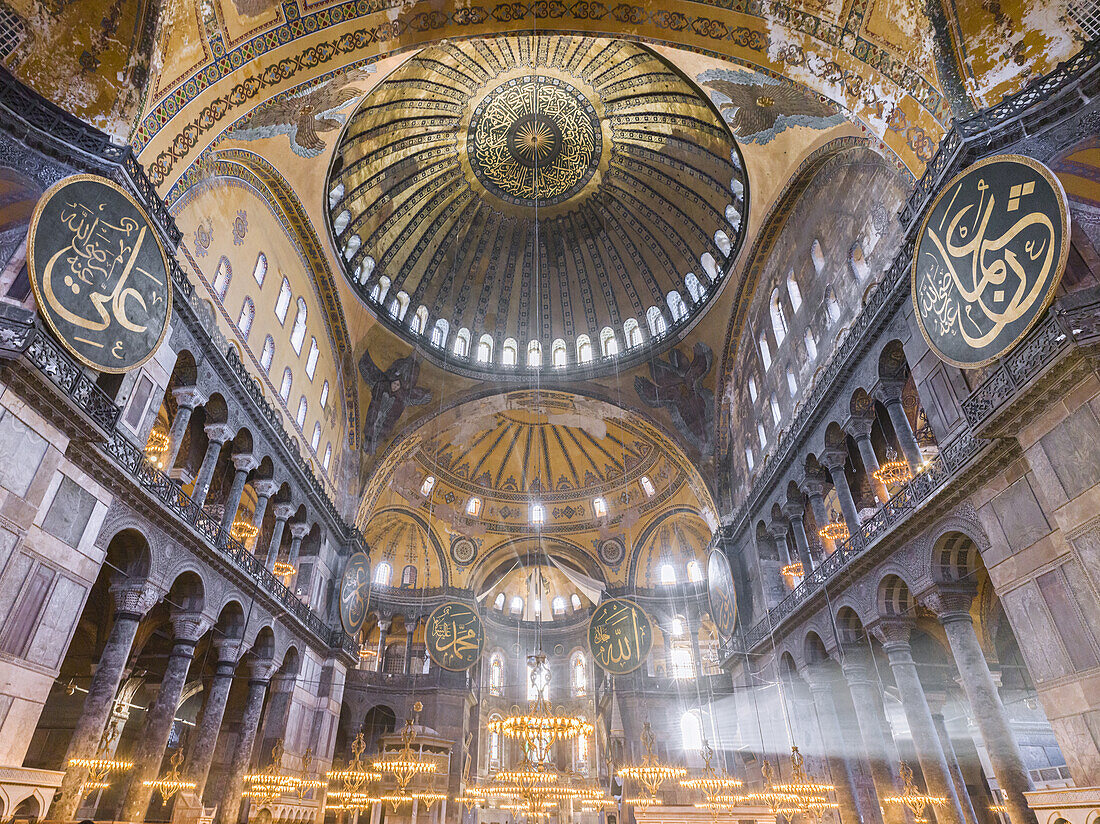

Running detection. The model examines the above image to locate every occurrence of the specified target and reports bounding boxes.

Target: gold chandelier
[70,728,133,796]
[751,747,836,820]
[143,751,197,801]
[617,721,686,804]
[230,518,258,545]
[873,448,912,487]
[372,702,439,793]
[818,510,849,542]
[884,762,946,821]
[144,427,169,467]
[781,562,804,578]
[272,560,296,578]
[244,740,299,804]
[680,739,743,805]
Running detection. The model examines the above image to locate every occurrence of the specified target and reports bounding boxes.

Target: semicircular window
[327,34,748,379]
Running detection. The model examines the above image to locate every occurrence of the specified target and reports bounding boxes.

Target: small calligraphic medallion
[28,174,172,372]
[707,549,738,641]
[588,598,653,675]
[912,155,1070,368]
[339,551,371,636]
[426,602,484,671]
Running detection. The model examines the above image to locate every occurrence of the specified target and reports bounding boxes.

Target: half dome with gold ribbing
[327,35,748,379]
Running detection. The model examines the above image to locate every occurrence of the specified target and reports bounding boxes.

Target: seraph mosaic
[697,68,846,145]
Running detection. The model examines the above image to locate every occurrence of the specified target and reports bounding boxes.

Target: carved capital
[246,656,278,682]
[820,447,849,473]
[873,380,906,406]
[802,664,837,693]
[110,579,160,618]
[213,636,245,664]
[919,583,977,622]
[252,479,280,499]
[272,503,296,522]
[204,422,235,445]
[172,385,207,410]
[800,473,828,499]
[768,520,790,541]
[232,452,260,473]
[840,654,872,686]
[377,619,392,632]
[289,522,310,540]
[170,612,210,644]
[844,414,875,439]
[869,618,912,648]
[781,498,806,522]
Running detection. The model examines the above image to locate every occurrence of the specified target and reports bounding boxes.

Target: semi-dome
[327,35,748,378]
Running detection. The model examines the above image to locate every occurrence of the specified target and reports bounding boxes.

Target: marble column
[265,503,295,570]
[923,588,1035,824]
[822,448,861,538]
[250,479,279,553]
[842,656,908,824]
[220,453,259,535]
[758,529,787,607]
[806,668,871,824]
[184,638,244,799]
[120,613,208,822]
[802,474,833,556]
[193,423,234,508]
[847,415,889,503]
[875,382,923,473]
[287,521,309,569]
[927,695,980,824]
[403,624,416,674]
[49,580,157,822]
[873,621,967,824]
[214,659,273,824]
[376,619,391,673]
[782,500,815,572]
[164,386,206,471]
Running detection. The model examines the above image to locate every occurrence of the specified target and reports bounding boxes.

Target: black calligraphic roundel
[339,551,371,636]
[426,602,484,671]
[707,549,738,641]
[912,155,1070,368]
[28,175,172,373]
[588,598,653,675]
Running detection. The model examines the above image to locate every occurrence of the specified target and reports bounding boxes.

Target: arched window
[714,230,732,257]
[527,340,542,366]
[700,252,719,282]
[531,504,545,525]
[681,710,704,751]
[333,209,351,234]
[571,652,587,696]
[311,422,321,450]
[804,329,817,360]
[725,204,742,232]
[671,646,695,680]
[279,368,293,402]
[253,253,267,286]
[476,334,493,363]
[787,271,802,311]
[685,272,704,303]
[510,596,523,615]
[575,729,590,772]
[786,367,797,395]
[647,306,667,336]
[369,275,391,304]
[672,617,685,636]
[411,305,428,335]
[667,291,687,322]
[466,497,481,517]
[811,239,825,274]
[488,715,502,766]
[261,336,275,372]
[770,394,781,425]
[237,297,254,338]
[748,375,758,402]
[401,564,417,587]
[296,396,307,428]
[826,287,842,323]
[373,562,392,586]
[454,328,471,357]
[323,443,331,471]
[600,327,618,357]
[290,298,308,354]
[502,338,518,366]
[758,332,771,370]
[552,596,566,615]
[552,339,567,367]
[493,592,505,611]
[850,242,869,280]
[745,444,755,471]
[420,475,435,496]
[431,318,449,348]
[758,422,767,449]
[624,318,642,348]
[687,560,704,582]
[328,183,344,209]
[343,234,361,260]
[305,338,319,379]
[570,593,582,610]
[659,563,676,585]
[640,476,656,497]
[390,290,410,320]
[576,334,593,363]
[320,380,330,409]
[770,288,788,344]
[212,257,231,299]
[275,278,292,322]
[592,497,607,518]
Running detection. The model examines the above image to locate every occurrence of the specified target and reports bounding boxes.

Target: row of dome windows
[419,474,657,518]
[491,591,585,616]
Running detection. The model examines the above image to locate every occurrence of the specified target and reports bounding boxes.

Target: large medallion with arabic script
[339,551,371,635]
[467,76,600,207]
[707,549,738,641]
[426,602,484,671]
[28,175,171,373]
[588,598,652,675]
[912,155,1070,368]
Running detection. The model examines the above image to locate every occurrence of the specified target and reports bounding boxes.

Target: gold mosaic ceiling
[327,35,748,378]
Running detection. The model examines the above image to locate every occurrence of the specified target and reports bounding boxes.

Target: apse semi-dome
[327,35,749,378]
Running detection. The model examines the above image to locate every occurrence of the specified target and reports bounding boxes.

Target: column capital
[873,380,906,406]
[289,521,311,540]
[919,584,977,623]
[272,502,296,521]
[246,656,278,682]
[252,479,280,498]
[170,612,211,644]
[802,664,838,693]
[869,618,913,649]
[768,520,790,541]
[204,422,235,444]
[377,618,392,632]
[844,414,876,439]
[820,447,849,473]
[780,498,806,522]
[212,636,246,664]
[840,656,873,686]
[232,452,260,473]
[800,472,829,498]
[172,385,207,409]
[110,578,160,618]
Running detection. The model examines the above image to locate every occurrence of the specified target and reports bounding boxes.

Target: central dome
[327,36,748,378]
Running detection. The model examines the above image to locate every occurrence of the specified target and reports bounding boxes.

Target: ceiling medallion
[450,536,477,566]
[467,75,601,208]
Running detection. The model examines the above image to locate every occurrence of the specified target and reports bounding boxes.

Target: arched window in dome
[748,375,758,402]
[787,271,802,311]
[701,252,719,282]
[290,298,308,354]
[391,290,410,320]
[745,443,755,471]
[275,278,292,322]
[323,443,332,471]
[725,204,742,232]
[552,339,567,367]
[374,562,392,586]
[454,328,471,358]
[369,276,390,305]
[758,422,767,449]
[770,394,781,425]
[570,593,582,611]
[641,476,656,497]
[328,182,344,209]
[531,504,545,525]
[466,496,481,517]
[576,334,593,363]
[593,497,607,518]
[685,272,704,303]
[493,592,505,611]
[296,396,307,428]
[571,652,587,696]
[253,253,267,286]
[826,287,842,323]
[681,710,704,751]
[731,177,745,199]
[758,332,771,370]
[502,338,518,366]
[805,328,817,360]
[420,476,435,496]
[237,297,254,338]
[431,318,449,348]
[659,562,676,585]
[261,336,275,372]
[343,234,361,260]
[552,596,566,615]
[527,340,542,366]
[646,306,667,336]
[320,380,330,409]
[212,257,231,300]
[401,565,417,588]
[333,210,351,234]
[510,596,524,615]
[770,288,788,344]
[279,368,293,402]
[600,327,618,357]
[357,257,375,286]
[624,319,642,348]
[306,338,319,379]
[477,334,494,363]
[667,291,687,322]
[850,242,869,280]
[714,230,732,257]
[311,422,321,451]
[811,238,825,274]
[411,305,428,335]
[687,560,704,582]
[786,367,798,396]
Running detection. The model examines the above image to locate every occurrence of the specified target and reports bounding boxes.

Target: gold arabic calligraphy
[339,553,371,633]
[590,600,651,673]
[428,604,482,670]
